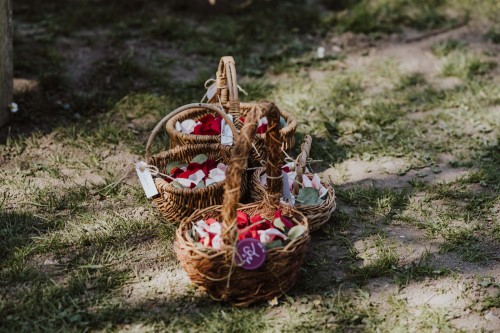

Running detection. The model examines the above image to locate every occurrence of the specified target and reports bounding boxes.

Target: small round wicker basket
[249,135,336,232]
[174,102,309,306]
[165,56,297,164]
[145,103,245,222]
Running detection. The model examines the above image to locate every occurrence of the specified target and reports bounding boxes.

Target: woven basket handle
[216,56,240,117]
[221,101,282,244]
[292,135,312,195]
[145,103,240,161]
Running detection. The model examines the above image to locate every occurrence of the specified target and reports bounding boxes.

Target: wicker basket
[174,102,310,306]
[249,135,336,232]
[145,103,245,222]
[165,56,297,162]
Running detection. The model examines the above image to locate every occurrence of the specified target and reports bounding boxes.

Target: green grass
[2,0,500,331]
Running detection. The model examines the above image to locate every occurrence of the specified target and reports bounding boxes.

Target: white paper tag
[135,161,159,198]
[207,82,217,102]
[221,114,234,146]
[282,171,294,204]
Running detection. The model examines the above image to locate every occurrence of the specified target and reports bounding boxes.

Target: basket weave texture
[146,103,245,222]
[249,135,336,232]
[174,101,310,306]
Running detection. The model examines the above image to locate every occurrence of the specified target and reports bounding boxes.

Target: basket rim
[177,201,310,254]
[251,166,336,210]
[165,102,297,141]
[148,143,232,196]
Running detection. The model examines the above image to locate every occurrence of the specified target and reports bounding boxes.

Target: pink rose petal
[302,174,313,188]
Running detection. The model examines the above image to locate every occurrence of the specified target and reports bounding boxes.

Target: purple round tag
[235,238,266,270]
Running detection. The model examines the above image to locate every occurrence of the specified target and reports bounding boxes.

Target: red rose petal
[257,123,267,134]
[250,214,263,224]
[281,216,294,228]
[177,170,196,179]
[193,124,203,135]
[237,211,249,228]
[202,159,218,176]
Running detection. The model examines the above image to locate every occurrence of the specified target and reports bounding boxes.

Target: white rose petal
[212,234,223,250]
[180,119,200,134]
[194,220,209,238]
[206,222,222,235]
[177,178,195,188]
[209,167,225,183]
[175,121,182,132]
[188,170,206,185]
[205,178,216,186]
[258,228,288,244]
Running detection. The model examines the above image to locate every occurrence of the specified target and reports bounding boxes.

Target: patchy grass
[2,0,500,331]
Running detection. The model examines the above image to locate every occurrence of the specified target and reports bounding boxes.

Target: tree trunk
[0,0,12,128]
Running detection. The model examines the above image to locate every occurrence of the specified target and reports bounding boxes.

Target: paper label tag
[235,238,266,270]
[220,114,234,146]
[135,161,159,198]
[282,170,293,200]
[206,82,217,102]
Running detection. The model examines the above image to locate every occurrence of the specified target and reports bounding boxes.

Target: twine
[200,78,247,103]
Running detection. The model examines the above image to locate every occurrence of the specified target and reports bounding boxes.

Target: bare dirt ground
[1,1,499,332]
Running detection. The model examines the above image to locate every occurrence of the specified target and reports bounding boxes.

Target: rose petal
[212,234,223,250]
[281,215,293,228]
[176,178,195,188]
[237,211,249,227]
[217,163,227,172]
[209,167,226,182]
[257,123,267,134]
[302,174,313,188]
[283,162,295,171]
[175,121,182,132]
[202,159,218,176]
[206,218,218,225]
[188,170,206,185]
[206,221,222,235]
[205,178,216,186]
[250,214,264,224]
[312,173,328,198]
[258,228,287,243]
[180,119,199,134]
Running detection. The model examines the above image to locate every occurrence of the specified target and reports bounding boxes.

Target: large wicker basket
[165,56,297,162]
[249,135,336,232]
[146,103,245,222]
[174,102,310,306]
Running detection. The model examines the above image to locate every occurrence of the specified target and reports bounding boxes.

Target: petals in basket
[258,228,287,244]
